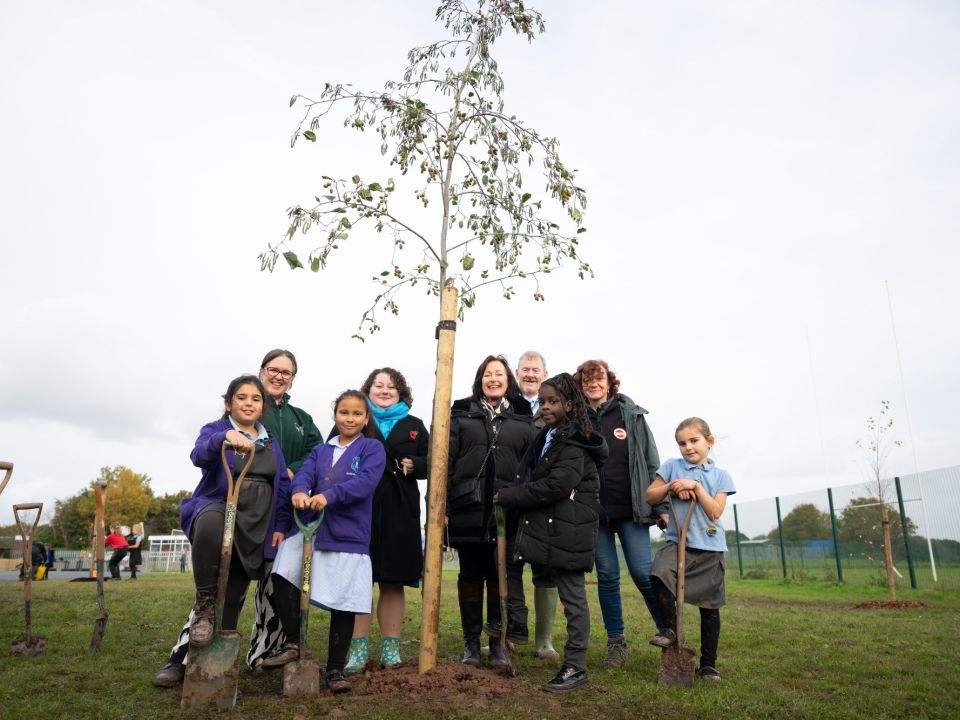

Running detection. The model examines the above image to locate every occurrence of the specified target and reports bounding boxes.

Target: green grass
[1,572,958,719]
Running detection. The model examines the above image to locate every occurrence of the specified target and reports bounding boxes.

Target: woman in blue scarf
[344,367,429,673]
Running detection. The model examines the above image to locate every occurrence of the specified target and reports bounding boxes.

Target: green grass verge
[1,572,957,719]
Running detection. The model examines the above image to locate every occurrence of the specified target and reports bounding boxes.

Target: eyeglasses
[264,366,294,380]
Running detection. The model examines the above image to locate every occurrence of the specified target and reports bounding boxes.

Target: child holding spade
[495,373,608,692]
[270,390,386,693]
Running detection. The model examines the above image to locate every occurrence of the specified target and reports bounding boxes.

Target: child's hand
[271,531,285,547]
[310,493,328,511]
[291,492,311,509]
[667,478,698,495]
[225,430,253,452]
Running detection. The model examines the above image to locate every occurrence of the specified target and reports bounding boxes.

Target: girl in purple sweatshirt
[267,390,386,693]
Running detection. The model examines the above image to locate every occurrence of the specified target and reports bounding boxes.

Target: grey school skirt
[651,542,726,609]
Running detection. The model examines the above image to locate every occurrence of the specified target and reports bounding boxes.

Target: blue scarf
[368,400,410,439]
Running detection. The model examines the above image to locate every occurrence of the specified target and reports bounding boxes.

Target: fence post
[894,477,917,589]
[775,496,787,578]
[827,488,844,583]
[733,504,744,577]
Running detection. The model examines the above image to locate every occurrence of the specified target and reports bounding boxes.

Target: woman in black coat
[446,355,535,666]
[344,368,429,673]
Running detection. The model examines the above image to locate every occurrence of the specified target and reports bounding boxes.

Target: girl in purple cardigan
[267,390,386,693]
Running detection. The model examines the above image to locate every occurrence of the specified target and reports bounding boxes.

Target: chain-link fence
[722,466,960,591]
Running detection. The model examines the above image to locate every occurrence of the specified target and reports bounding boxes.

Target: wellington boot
[534,586,560,660]
[462,638,482,666]
[488,637,508,668]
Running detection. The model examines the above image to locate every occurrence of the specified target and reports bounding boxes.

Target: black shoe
[698,665,721,682]
[488,638,508,668]
[506,622,529,645]
[259,642,300,668]
[152,662,185,688]
[544,665,589,693]
[649,628,677,648]
[325,669,351,694]
[462,638,481,666]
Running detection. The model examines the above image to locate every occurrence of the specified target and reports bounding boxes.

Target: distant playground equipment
[11,502,46,657]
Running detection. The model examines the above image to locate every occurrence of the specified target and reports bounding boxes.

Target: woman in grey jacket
[574,359,668,669]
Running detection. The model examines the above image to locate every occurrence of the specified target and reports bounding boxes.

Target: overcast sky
[1,1,957,540]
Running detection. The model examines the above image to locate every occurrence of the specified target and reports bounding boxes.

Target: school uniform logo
[613,428,627,440]
[350,455,361,475]
[706,523,718,537]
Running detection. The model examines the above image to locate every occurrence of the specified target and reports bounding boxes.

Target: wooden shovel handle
[667,495,698,646]
[0,461,12,497]
[14,503,43,618]
[214,443,257,614]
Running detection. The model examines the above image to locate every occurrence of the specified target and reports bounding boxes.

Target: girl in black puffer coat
[496,373,608,693]
[446,355,535,667]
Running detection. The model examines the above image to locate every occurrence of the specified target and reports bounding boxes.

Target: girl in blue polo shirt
[268,390,386,693]
[645,417,736,683]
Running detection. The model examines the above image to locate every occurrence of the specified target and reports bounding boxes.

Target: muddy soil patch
[853,600,930,610]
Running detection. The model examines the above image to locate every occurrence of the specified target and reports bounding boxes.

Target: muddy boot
[534,586,560,660]
[458,577,484,667]
[488,636,508,668]
[344,637,368,675]
[189,592,216,647]
[602,634,628,668]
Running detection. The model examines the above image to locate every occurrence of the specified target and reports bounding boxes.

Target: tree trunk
[419,287,458,673]
[880,503,896,601]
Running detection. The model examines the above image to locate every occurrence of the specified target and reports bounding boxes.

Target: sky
[1,1,958,541]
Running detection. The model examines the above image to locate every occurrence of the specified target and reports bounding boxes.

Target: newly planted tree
[856,400,903,600]
[260,1,590,671]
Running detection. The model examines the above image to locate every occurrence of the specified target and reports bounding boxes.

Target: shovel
[12,503,46,656]
[282,507,324,697]
[90,481,109,650]
[658,496,698,688]
[181,442,256,711]
[0,460,12,497]
[494,505,514,675]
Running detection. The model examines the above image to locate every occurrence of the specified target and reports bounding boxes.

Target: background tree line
[0,466,189,550]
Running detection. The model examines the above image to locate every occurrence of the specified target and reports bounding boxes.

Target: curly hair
[572,359,621,400]
[540,373,594,438]
[471,355,521,401]
[360,367,414,406]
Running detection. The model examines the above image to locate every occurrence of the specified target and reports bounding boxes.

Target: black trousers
[108,548,128,579]
[456,543,501,628]
[191,509,255,633]
[271,575,355,671]
[652,575,721,668]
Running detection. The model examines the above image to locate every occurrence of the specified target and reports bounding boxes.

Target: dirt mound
[350,660,522,699]
[853,600,929,609]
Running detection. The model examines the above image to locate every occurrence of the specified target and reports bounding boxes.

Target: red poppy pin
[409,430,418,440]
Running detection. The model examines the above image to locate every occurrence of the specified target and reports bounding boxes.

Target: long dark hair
[540,373,594,438]
[221,375,267,420]
[471,355,521,401]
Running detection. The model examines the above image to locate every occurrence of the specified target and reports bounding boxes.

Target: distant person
[342,368,429,674]
[496,373,607,692]
[127,522,144,580]
[104,523,129,580]
[507,350,562,661]
[44,544,55,573]
[574,359,667,668]
[446,355,535,667]
[646,417,736,683]
[179,549,188,573]
[268,390,386,693]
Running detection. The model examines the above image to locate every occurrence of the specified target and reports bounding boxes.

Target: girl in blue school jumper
[645,417,736,682]
[269,390,386,693]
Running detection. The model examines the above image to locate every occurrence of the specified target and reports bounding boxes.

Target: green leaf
[303,130,316,142]
[368,182,383,192]
[283,251,303,270]
[462,254,475,271]
[352,175,361,184]
[289,95,297,107]
[310,257,321,272]
[521,192,531,203]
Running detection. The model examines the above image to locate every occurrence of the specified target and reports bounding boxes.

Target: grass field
[1,571,958,720]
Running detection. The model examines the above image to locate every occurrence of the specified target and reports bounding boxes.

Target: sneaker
[259,642,300,668]
[601,636,628,669]
[544,665,589,693]
[649,628,677,649]
[325,669,351,694]
[698,665,721,682]
[151,661,185,688]
[189,595,216,647]
[380,636,402,669]
[344,637,368,675]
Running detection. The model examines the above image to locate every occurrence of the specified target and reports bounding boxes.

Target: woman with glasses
[573,359,667,670]
[152,349,323,687]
